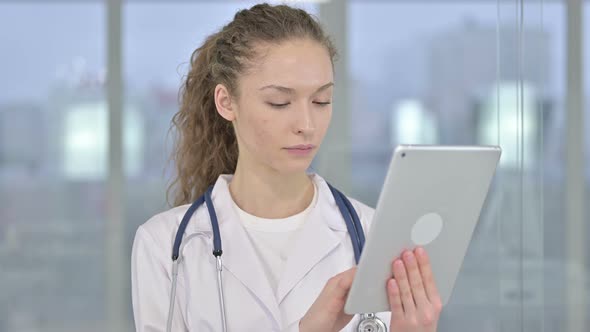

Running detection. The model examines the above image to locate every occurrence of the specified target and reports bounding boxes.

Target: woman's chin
[278,160,313,175]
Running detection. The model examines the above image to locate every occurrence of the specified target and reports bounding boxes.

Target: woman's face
[226,38,334,175]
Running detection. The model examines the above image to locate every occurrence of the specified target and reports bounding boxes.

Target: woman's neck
[229,162,314,219]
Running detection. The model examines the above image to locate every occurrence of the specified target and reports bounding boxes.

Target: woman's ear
[214,84,236,121]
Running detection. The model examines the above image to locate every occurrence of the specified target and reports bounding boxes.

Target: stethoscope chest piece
[357,313,387,332]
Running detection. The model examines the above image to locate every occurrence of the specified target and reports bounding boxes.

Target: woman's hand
[299,267,356,332]
[299,247,443,332]
[387,247,442,332]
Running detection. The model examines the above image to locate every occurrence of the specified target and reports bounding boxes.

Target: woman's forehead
[240,39,333,90]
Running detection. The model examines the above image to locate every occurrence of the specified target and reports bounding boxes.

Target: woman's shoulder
[133,203,208,259]
[138,205,191,240]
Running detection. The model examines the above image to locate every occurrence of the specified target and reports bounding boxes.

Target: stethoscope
[167,183,387,332]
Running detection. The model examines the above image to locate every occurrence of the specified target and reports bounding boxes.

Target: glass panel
[348,2,498,204]
[518,1,558,331]
[0,3,106,331]
[348,1,561,331]
[585,1,590,291]
[348,3,504,330]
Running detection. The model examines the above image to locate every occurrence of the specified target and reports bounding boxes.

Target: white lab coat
[131,174,391,331]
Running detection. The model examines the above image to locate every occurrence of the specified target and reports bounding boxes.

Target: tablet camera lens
[402,153,406,158]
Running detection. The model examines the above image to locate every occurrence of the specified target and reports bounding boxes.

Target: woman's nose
[295,106,316,135]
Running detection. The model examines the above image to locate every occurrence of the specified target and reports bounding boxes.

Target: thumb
[300,267,357,332]
[323,267,357,314]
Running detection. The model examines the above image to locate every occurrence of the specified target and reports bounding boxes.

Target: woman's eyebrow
[259,85,296,94]
[315,82,334,92]
[258,82,334,94]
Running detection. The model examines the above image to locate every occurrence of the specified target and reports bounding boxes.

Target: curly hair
[168,3,338,206]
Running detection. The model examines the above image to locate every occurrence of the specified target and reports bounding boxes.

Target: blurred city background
[0,0,588,331]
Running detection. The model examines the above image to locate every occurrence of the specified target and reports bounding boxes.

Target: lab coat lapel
[210,177,282,328]
[276,180,349,304]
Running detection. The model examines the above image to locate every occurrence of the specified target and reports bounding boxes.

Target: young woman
[131,3,442,332]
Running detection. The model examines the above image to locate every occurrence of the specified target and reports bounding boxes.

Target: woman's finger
[392,258,416,316]
[402,250,429,309]
[415,247,442,309]
[387,278,404,321]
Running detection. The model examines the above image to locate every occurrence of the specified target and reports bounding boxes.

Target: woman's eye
[268,102,290,108]
[314,101,332,106]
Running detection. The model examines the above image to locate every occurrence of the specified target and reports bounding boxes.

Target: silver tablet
[344,145,501,314]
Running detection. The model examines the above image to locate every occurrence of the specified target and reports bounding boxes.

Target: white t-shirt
[231,183,318,296]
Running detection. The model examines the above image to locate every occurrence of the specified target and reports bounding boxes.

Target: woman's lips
[284,144,315,156]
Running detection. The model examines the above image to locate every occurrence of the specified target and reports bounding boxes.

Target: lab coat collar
[275,174,350,303]
[183,173,351,326]
[187,173,348,234]
[276,193,349,304]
